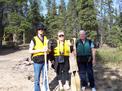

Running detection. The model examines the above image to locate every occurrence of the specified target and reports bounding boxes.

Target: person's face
[80,32,86,40]
[58,33,65,41]
[37,29,44,35]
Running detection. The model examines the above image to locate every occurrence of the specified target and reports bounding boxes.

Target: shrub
[96,48,122,63]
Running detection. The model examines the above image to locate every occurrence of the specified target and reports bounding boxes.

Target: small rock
[110,75,117,80]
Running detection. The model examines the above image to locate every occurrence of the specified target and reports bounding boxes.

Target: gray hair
[57,31,64,35]
[79,30,86,35]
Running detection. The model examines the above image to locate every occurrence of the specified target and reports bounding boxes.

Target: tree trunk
[0,38,2,48]
[0,28,3,48]
[0,6,4,48]
[23,31,25,45]
[13,33,17,46]
[100,32,103,47]
[119,0,122,13]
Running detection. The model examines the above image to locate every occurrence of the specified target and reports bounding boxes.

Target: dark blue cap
[36,23,47,31]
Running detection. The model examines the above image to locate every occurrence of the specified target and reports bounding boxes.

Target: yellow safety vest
[54,40,70,56]
[32,36,48,57]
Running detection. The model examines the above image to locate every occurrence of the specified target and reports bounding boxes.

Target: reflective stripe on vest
[54,40,70,56]
[32,36,48,57]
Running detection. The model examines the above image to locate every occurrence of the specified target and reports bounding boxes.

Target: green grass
[96,47,122,63]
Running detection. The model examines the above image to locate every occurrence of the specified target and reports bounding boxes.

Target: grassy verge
[96,47,122,63]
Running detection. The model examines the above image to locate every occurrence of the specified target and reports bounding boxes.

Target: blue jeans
[34,63,45,91]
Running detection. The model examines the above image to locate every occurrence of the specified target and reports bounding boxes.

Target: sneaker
[64,84,70,90]
[59,85,63,90]
[81,87,86,91]
[58,80,63,90]
[92,88,96,91]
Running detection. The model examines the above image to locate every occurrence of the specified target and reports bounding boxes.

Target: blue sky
[41,0,120,15]
[41,0,68,15]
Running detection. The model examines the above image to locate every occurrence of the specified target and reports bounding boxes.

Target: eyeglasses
[58,35,64,37]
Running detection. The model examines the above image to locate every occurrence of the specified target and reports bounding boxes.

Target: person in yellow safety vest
[29,23,49,91]
[53,31,71,90]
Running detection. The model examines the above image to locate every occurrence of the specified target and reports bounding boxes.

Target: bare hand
[43,47,48,52]
[51,60,55,64]
[72,51,76,56]
[92,59,96,66]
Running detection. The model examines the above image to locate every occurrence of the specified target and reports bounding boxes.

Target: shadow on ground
[0,48,19,55]
[49,59,122,91]
[49,76,58,91]
[0,45,29,55]
[94,60,122,91]
[49,73,71,91]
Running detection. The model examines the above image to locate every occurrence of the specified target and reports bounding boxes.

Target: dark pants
[77,56,95,88]
[55,56,70,82]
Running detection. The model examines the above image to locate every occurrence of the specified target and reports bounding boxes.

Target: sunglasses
[58,35,64,37]
[37,28,44,30]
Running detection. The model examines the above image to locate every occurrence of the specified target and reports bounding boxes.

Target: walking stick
[41,41,50,91]
[70,38,81,91]
[70,53,77,91]
[73,38,81,91]
[45,51,50,91]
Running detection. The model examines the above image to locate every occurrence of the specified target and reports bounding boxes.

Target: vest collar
[37,34,44,42]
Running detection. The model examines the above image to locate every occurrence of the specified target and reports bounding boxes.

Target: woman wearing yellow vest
[29,23,48,91]
[53,31,71,90]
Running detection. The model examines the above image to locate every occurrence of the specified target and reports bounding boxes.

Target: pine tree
[30,0,41,26]
[107,0,114,31]
[79,0,98,32]
[52,0,57,16]
[58,0,66,33]
[4,0,31,45]
[45,0,58,38]
[0,0,5,48]
[27,0,45,39]
[119,0,122,28]
[59,0,66,15]
[46,0,51,16]
[94,0,122,47]
[66,0,78,38]
[0,0,10,47]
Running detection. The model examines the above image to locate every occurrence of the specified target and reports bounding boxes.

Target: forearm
[29,49,43,54]
[92,48,96,60]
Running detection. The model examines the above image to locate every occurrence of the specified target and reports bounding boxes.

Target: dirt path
[0,50,33,91]
[0,49,122,91]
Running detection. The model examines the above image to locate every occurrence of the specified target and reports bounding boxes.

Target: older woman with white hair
[53,31,71,90]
